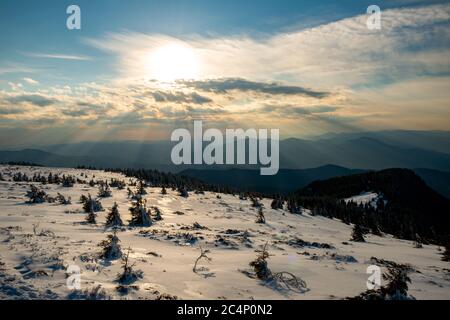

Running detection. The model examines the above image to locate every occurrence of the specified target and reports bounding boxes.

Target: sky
[0,0,449,147]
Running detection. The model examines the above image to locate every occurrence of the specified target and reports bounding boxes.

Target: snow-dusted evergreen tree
[98,181,112,198]
[271,198,283,210]
[349,264,413,300]
[178,186,189,198]
[116,247,143,284]
[61,175,75,187]
[382,266,412,299]
[86,203,97,224]
[251,197,261,208]
[99,231,122,260]
[250,243,272,280]
[351,224,366,242]
[110,179,126,190]
[413,233,423,248]
[26,185,47,203]
[127,187,134,199]
[81,194,103,213]
[151,206,163,221]
[129,198,152,227]
[442,241,450,262]
[105,202,123,228]
[56,193,71,205]
[287,200,301,214]
[136,180,147,196]
[161,186,167,195]
[256,207,266,224]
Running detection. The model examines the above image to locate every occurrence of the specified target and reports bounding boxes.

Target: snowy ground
[0,165,449,300]
[344,192,387,209]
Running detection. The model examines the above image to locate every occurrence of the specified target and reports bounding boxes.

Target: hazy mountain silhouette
[181,165,367,194]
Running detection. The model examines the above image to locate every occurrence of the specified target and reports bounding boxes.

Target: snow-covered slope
[344,192,387,208]
[0,165,448,300]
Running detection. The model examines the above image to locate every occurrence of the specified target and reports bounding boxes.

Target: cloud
[23,78,39,85]
[4,93,57,107]
[150,90,213,104]
[85,3,450,88]
[178,79,328,98]
[24,53,92,61]
[0,64,36,75]
[261,105,339,116]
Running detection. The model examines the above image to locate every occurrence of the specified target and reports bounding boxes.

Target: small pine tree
[413,233,423,249]
[105,202,123,228]
[351,224,366,242]
[82,194,103,213]
[381,266,411,299]
[129,199,152,227]
[116,248,143,284]
[26,185,47,203]
[249,243,272,280]
[271,198,283,210]
[98,182,112,198]
[86,204,97,224]
[256,207,266,224]
[79,194,88,204]
[151,206,163,221]
[61,175,75,187]
[442,241,450,262]
[136,180,147,195]
[251,197,261,208]
[127,187,134,199]
[287,200,301,214]
[178,186,189,198]
[56,193,71,205]
[99,231,122,260]
[161,186,167,195]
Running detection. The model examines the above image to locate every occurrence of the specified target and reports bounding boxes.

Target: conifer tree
[351,224,366,242]
[136,180,147,195]
[86,203,97,224]
[442,241,450,262]
[105,202,123,228]
[99,231,122,260]
[151,206,163,221]
[81,194,103,213]
[178,186,189,198]
[256,207,266,224]
[129,199,152,227]
[98,182,112,198]
[26,185,47,203]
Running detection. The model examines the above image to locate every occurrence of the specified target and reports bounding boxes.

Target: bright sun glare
[146,43,200,82]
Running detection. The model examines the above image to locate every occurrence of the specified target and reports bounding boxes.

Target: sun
[146,43,200,82]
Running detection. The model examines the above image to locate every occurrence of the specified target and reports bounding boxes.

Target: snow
[0,165,449,300]
[344,192,387,209]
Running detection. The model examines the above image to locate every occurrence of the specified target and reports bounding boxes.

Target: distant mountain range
[1,130,449,197]
[180,165,367,194]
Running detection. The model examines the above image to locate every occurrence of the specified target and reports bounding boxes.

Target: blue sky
[0,0,449,146]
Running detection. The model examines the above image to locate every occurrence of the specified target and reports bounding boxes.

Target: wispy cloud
[23,77,39,85]
[178,79,328,98]
[24,53,92,61]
